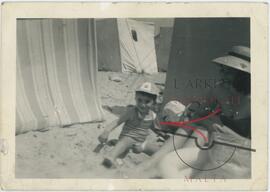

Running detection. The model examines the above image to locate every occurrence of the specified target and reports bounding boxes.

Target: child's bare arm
[103,119,122,133]
[98,109,132,143]
[98,119,122,143]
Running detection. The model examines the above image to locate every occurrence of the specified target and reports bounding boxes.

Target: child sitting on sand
[130,100,188,156]
[98,82,159,168]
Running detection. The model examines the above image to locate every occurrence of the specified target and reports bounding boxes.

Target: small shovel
[93,139,118,153]
[93,142,106,153]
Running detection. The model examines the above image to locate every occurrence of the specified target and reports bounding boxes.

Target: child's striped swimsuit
[119,106,156,143]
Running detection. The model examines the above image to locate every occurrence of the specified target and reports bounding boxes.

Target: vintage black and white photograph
[15,17,253,179]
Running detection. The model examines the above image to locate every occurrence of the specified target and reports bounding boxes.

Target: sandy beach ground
[15,71,166,178]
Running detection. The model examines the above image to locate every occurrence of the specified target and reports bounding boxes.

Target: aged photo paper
[0,2,268,191]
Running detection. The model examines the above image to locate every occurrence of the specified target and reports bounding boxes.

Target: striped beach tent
[16,19,104,134]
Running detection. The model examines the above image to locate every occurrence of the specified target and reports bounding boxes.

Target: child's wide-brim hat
[136,82,159,96]
[212,46,250,74]
[163,100,186,116]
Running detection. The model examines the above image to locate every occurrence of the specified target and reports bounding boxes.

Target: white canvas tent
[96,19,158,74]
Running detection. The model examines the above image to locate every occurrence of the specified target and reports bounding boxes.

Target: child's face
[135,93,154,114]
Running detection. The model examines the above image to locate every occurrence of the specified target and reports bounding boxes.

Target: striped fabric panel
[41,20,71,125]
[25,20,60,127]
[63,19,104,123]
[52,19,79,124]
[16,19,104,134]
[16,58,39,133]
[17,20,51,133]
[63,19,91,123]
[77,19,105,122]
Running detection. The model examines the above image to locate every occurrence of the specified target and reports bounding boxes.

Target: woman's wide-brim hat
[212,46,250,73]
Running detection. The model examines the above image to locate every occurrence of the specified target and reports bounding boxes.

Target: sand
[15,72,166,178]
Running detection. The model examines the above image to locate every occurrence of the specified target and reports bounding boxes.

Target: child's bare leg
[103,137,135,168]
[118,149,130,159]
[141,141,163,156]
[108,136,136,160]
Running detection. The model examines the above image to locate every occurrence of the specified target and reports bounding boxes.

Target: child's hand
[98,131,109,143]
